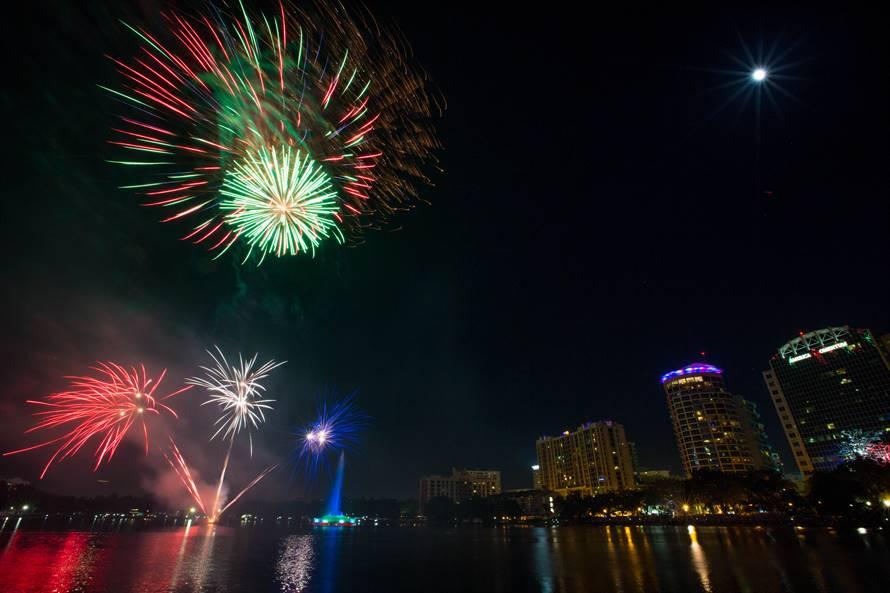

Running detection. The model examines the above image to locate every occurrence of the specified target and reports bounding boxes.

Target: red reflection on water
[0,531,104,593]
[97,524,205,592]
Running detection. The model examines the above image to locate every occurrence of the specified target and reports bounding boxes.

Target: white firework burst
[188,347,285,454]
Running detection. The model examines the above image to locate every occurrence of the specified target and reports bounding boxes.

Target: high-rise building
[628,441,640,476]
[741,399,783,472]
[531,464,543,490]
[418,474,456,514]
[662,362,774,476]
[418,468,502,514]
[763,326,890,473]
[452,468,502,500]
[535,421,636,496]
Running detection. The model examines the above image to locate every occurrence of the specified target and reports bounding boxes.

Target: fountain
[313,452,356,526]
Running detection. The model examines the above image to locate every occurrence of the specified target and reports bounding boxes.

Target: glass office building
[763,326,890,473]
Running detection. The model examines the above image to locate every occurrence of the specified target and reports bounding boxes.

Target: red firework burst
[4,363,189,478]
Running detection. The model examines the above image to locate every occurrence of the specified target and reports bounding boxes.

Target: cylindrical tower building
[661,363,758,476]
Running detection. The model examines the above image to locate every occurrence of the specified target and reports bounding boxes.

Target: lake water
[1,521,888,592]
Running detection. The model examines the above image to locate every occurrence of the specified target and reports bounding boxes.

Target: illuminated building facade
[662,363,770,476]
[535,421,636,496]
[763,326,890,473]
[418,468,501,514]
[452,468,502,500]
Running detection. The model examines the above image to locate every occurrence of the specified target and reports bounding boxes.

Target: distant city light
[752,68,767,82]
[21,504,30,511]
[531,464,540,471]
[189,507,196,514]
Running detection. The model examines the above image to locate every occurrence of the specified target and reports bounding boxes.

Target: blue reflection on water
[532,527,554,593]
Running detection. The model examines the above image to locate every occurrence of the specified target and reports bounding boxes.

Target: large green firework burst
[104,1,441,264]
[220,145,343,262]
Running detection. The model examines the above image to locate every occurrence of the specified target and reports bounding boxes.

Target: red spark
[4,363,189,479]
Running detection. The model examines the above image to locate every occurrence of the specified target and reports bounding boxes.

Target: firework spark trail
[164,438,207,514]
[218,463,278,516]
[187,347,285,520]
[163,439,276,520]
[188,347,283,454]
[105,0,441,263]
[298,394,366,474]
[210,436,236,521]
[4,363,189,479]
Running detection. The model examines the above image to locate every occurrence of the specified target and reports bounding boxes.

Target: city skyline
[2,321,887,498]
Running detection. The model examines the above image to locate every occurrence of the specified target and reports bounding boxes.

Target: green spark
[220,145,343,262]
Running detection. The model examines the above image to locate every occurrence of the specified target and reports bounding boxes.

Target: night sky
[1,2,887,503]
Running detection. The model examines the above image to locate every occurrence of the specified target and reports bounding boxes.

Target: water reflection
[0,524,887,593]
[276,534,315,592]
[3,518,21,551]
[603,526,625,591]
[687,525,712,593]
[531,528,554,593]
[189,524,220,590]
[168,519,194,590]
[0,531,99,593]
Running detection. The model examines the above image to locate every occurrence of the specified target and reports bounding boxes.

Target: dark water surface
[1,522,889,593]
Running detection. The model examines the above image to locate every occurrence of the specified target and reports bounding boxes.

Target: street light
[751,68,767,82]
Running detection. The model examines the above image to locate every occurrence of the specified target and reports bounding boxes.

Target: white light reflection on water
[167,519,194,590]
[277,534,315,592]
[189,524,219,590]
[2,518,21,552]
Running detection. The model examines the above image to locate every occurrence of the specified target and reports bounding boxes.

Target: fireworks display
[105,0,441,263]
[185,347,285,520]
[188,347,284,453]
[164,437,207,514]
[4,363,188,479]
[839,429,889,463]
[3,348,366,522]
[298,394,365,472]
